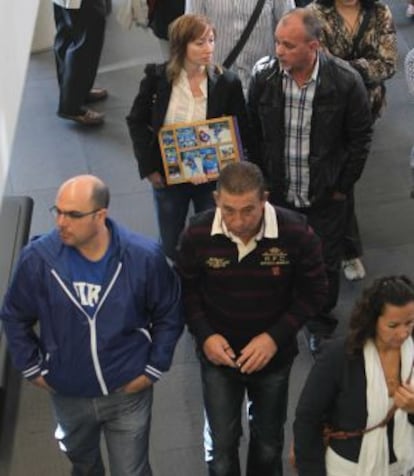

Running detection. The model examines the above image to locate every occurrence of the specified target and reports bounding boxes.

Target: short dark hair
[216,162,266,199]
[347,275,414,355]
[91,181,110,209]
[279,8,322,42]
[315,0,377,8]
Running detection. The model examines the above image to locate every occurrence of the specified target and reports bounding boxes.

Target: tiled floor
[1,1,414,475]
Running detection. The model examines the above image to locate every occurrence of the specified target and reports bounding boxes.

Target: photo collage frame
[158,116,243,185]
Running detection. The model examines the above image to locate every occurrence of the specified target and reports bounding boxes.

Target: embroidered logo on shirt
[260,248,290,266]
[205,257,231,269]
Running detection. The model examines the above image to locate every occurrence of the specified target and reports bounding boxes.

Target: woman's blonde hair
[166,14,216,82]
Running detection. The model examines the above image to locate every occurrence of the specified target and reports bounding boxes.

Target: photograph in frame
[158,116,244,185]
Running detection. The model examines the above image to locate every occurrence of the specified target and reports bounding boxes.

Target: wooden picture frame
[158,116,243,185]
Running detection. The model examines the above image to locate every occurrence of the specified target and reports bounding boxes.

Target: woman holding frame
[127,13,249,260]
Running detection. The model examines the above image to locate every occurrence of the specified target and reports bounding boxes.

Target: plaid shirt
[283,56,319,207]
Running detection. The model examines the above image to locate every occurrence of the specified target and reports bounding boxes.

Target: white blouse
[164,69,208,125]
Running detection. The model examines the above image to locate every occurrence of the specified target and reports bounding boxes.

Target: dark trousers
[153,181,216,260]
[53,0,106,115]
[343,190,363,260]
[201,354,292,476]
[271,194,348,336]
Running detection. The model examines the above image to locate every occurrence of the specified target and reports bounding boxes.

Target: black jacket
[248,52,373,204]
[149,0,184,40]
[126,63,249,179]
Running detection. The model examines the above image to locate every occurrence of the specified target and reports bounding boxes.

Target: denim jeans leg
[51,394,105,476]
[152,185,191,260]
[101,388,153,476]
[200,356,245,476]
[245,364,292,476]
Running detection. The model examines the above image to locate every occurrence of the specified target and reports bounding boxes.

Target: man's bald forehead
[59,174,104,191]
[57,175,110,209]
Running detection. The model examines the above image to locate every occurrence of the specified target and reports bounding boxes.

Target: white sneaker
[406,4,414,17]
[342,258,366,281]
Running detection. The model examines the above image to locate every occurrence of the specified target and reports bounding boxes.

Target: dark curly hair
[347,275,414,355]
[315,0,378,8]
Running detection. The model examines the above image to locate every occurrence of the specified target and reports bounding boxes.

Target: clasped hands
[202,333,277,374]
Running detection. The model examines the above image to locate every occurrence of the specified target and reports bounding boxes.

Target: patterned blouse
[308,1,398,120]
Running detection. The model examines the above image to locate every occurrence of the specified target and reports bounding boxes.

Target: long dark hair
[347,275,414,355]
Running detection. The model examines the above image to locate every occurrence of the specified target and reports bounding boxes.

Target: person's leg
[152,184,191,260]
[342,191,363,260]
[305,197,348,337]
[51,394,105,476]
[192,181,216,214]
[53,4,72,89]
[342,190,365,281]
[200,354,245,476]
[245,364,292,476]
[58,0,106,115]
[102,389,153,476]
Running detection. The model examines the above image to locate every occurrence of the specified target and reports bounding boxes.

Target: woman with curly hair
[307,0,398,283]
[294,276,414,475]
[308,0,397,120]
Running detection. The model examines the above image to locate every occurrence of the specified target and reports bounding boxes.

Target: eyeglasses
[49,206,102,220]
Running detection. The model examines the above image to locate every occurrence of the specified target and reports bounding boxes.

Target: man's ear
[213,190,220,206]
[263,191,269,202]
[310,39,320,53]
[97,208,108,223]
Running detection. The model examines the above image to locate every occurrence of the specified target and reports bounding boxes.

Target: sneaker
[342,258,366,281]
[406,4,414,17]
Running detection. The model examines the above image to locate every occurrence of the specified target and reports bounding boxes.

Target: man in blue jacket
[0,175,183,476]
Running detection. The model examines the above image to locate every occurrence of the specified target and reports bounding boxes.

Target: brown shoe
[59,108,105,126]
[86,88,108,103]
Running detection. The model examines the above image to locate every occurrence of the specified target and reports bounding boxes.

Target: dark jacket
[149,0,185,40]
[175,205,328,370]
[126,63,249,179]
[248,52,373,204]
[0,218,184,397]
[294,338,414,476]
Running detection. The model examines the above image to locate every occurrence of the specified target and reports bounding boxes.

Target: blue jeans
[200,355,292,476]
[51,388,153,476]
[153,181,216,260]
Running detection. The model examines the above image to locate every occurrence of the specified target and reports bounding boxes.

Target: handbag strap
[223,0,266,69]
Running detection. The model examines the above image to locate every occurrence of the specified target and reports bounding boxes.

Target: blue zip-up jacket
[0,218,184,397]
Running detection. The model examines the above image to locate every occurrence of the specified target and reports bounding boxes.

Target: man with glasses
[1,175,183,476]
